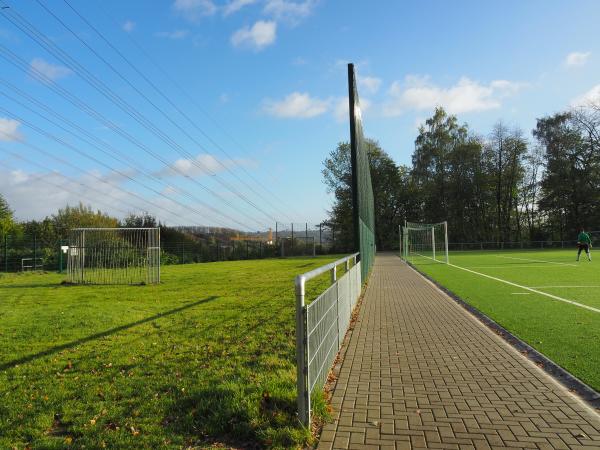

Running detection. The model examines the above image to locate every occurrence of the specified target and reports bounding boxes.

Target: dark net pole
[348,63,376,282]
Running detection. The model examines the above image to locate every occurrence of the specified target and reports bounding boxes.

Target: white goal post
[67,227,160,285]
[400,221,449,264]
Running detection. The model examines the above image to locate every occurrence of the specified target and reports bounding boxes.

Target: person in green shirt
[577,228,592,262]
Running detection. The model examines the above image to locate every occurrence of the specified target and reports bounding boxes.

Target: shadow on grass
[0,296,218,371]
[0,282,67,289]
[165,383,298,449]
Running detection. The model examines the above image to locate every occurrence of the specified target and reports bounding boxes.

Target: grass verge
[0,256,341,449]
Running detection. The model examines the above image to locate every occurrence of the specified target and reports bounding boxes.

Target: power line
[1,1,276,228]
[64,0,298,223]
[0,81,253,230]
[0,111,252,231]
[0,42,265,230]
[0,156,133,218]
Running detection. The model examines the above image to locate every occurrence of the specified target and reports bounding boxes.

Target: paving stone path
[318,253,600,450]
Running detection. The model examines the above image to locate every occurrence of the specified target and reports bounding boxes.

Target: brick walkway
[318,254,600,450]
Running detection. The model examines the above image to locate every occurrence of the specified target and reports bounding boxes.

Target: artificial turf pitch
[408,248,600,393]
[0,256,339,449]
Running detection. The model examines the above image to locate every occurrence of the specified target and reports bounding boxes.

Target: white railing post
[295,275,310,426]
[331,265,337,284]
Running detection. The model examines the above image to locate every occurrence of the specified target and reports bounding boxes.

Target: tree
[485,123,527,242]
[123,212,158,228]
[52,203,119,239]
[0,194,17,236]
[534,111,600,239]
[322,140,406,250]
[412,107,468,223]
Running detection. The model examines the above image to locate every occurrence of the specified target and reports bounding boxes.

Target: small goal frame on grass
[67,227,160,285]
[401,221,449,263]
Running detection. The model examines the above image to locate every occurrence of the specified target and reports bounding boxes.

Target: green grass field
[409,248,600,392]
[0,256,340,449]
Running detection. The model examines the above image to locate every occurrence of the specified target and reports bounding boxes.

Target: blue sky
[1,0,599,230]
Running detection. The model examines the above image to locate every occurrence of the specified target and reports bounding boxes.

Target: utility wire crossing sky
[0,0,599,229]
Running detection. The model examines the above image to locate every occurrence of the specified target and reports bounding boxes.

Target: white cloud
[382,75,524,116]
[0,169,137,221]
[157,153,255,178]
[0,118,22,142]
[122,20,136,32]
[0,166,258,226]
[358,75,381,94]
[263,92,329,118]
[29,58,71,81]
[565,51,591,67]
[155,29,190,39]
[263,0,316,25]
[571,84,600,107]
[231,20,276,51]
[223,0,257,16]
[173,0,217,22]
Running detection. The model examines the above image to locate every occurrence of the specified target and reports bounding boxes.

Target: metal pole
[291,223,294,256]
[399,225,402,259]
[59,240,63,273]
[348,63,360,253]
[275,222,278,256]
[431,226,436,261]
[444,221,449,264]
[319,223,322,249]
[295,275,310,425]
[305,223,308,256]
[33,234,37,271]
[81,229,85,282]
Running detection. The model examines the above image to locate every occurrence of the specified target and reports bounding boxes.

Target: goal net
[67,228,160,285]
[401,221,449,264]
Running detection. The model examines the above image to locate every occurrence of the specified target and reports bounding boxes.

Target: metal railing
[295,252,361,426]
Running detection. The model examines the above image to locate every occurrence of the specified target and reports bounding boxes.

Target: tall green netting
[348,63,375,282]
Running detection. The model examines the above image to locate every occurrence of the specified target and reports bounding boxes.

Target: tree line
[0,201,275,271]
[323,104,600,250]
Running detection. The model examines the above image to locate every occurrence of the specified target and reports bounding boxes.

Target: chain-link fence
[447,240,584,251]
[1,234,67,273]
[1,223,342,274]
[275,222,337,256]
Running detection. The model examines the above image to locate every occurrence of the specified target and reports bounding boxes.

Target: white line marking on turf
[465,265,568,269]
[496,255,576,267]
[511,292,531,295]
[446,262,600,314]
[529,285,600,289]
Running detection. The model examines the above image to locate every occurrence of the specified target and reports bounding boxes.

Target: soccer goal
[67,228,160,285]
[401,221,449,264]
